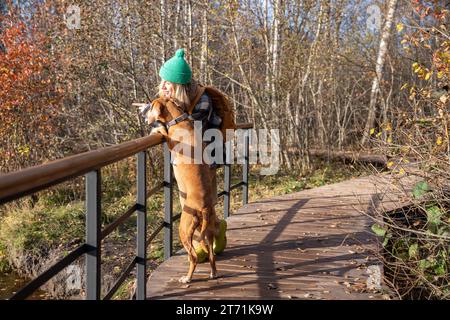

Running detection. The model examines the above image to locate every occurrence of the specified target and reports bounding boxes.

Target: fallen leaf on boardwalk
[323,290,330,293]
[303,293,311,298]
[343,282,351,288]
[348,250,355,254]
[351,282,366,292]
[330,224,337,228]
[267,283,277,290]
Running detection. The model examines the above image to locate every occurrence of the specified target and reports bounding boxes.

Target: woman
[137,48,222,211]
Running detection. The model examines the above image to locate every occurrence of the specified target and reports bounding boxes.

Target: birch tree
[361,0,398,145]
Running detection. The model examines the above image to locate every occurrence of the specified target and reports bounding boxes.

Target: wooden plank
[147,174,416,300]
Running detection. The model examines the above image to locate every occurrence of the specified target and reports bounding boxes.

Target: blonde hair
[158,79,198,110]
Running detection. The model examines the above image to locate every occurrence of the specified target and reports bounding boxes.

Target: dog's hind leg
[206,231,217,279]
[179,214,200,284]
[198,208,211,253]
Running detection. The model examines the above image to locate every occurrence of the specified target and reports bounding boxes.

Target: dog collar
[166,113,194,129]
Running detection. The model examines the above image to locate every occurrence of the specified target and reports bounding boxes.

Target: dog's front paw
[209,272,217,280]
[179,276,191,284]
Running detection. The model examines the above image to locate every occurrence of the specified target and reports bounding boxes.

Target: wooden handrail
[0,134,164,205]
[2,122,254,300]
[235,122,253,130]
[0,124,254,205]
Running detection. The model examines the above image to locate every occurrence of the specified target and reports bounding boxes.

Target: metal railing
[0,123,253,300]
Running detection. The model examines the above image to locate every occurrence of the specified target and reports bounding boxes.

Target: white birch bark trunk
[264,0,271,96]
[187,0,193,66]
[200,3,208,83]
[173,0,181,49]
[361,0,398,145]
[271,0,281,113]
[160,0,167,63]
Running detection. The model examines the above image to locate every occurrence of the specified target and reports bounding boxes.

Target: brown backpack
[187,85,236,141]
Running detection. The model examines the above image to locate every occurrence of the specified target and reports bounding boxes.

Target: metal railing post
[136,151,147,300]
[163,142,173,260]
[224,140,232,219]
[85,170,101,300]
[243,130,250,205]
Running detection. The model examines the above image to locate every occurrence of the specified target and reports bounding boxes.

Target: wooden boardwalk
[147,174,416,300]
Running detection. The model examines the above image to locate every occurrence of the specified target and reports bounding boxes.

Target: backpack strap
[187,85,206,114]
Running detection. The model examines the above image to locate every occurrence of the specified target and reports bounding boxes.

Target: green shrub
[0,201,86,255]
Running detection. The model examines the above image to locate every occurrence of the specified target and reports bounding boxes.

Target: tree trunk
[361,0,398,146]
[271,0,281,114]
[173,0,181,48]
[200,2,208,83]
[160,0,167,63]
[264,0,271,96]
[187,0,193,66]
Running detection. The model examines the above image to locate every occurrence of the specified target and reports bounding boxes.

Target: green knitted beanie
[159,49,192,84]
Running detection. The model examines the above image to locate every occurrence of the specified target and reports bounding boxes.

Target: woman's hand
[132,103,151,123]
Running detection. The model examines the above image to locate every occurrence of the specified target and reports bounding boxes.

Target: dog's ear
[150,99,168,122]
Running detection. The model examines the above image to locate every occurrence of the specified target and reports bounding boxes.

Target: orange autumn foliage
[0,18,62,171]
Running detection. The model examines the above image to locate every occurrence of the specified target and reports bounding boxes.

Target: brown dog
[145,97,218,283]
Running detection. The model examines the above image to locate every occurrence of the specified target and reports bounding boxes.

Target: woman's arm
[132,102,168,136]
[132,102,152,123]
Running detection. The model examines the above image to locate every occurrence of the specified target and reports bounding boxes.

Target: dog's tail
[198,208,210,253]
